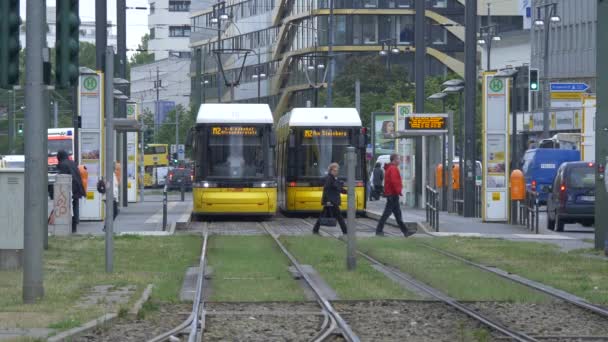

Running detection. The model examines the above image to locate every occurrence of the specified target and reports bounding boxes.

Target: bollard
[345,146,357,271]
[163,185,168,230]
[181,183,185,202]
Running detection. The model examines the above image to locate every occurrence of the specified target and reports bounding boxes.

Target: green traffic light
[530,83,538,90]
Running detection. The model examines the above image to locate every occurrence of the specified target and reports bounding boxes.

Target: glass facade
[191,0,464,111]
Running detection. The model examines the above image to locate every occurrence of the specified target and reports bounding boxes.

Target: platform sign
[482,72,510,222]
[126,102,139,203]
[78,72,104,221]
[394,103,415,208]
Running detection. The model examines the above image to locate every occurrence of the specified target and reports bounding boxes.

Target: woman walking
[313,163,348,235]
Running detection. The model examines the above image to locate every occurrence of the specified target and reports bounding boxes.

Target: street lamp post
[477,25,500,71]
[428,92,449,211]
[534,3,560,138]
[443,79,465,214]
[211,1,229,103]
[379,38,401,73]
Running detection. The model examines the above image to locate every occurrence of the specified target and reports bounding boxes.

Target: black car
[547,161,595,232]
[166,167,193,191]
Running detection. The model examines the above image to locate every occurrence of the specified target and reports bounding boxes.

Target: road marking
[144,202,179,224]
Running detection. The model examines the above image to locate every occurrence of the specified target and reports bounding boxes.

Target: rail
[425,185,440,231]
[147,230,209,342]
[519,191,541,234]
[316,226,537,342]
[261,223,360,342]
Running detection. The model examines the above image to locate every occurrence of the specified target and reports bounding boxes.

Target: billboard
[372,112,395,156]
[155,100,176,124]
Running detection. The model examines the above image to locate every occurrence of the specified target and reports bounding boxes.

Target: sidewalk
[366,198,595,251]
[48,191,192,235]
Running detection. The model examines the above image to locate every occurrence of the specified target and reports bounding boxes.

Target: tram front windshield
[298,128,361,179]
[207,126,266,179]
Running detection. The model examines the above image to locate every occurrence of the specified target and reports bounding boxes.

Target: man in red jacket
[376,153,410,237]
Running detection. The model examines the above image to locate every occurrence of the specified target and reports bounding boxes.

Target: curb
[46,284,153,342]
[365,210,424,233]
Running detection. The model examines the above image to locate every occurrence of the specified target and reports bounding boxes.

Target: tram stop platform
[365,198,597,251]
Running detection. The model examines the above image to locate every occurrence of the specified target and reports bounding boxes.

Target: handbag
[318,205,337,227]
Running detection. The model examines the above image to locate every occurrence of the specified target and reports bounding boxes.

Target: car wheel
[547,213,556,231]
[555,215,565,232]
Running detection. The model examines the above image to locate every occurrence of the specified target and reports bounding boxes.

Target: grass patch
[421,237,608,304]
[582,238,595,244]
[47,317,81,330]
[207,236,306,301]
[358,239,549,302]
[281,236,417,300]
[0,235,201,330]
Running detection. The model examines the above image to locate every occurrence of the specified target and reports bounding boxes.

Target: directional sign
[550,83,589,92]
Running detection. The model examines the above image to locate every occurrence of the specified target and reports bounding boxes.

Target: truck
[47,128,75,192]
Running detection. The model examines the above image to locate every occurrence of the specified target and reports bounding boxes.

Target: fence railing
[451,185,482,218]
[425,185,440,231]
[517,190,541,234]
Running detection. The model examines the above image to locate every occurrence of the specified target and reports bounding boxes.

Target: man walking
[376,154,410,237]
[56,150,86,233]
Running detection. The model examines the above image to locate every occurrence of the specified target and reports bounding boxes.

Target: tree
[129,34,154,67]
[155,105,195,149]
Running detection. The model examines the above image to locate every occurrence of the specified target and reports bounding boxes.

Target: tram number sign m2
[400,114,448,136]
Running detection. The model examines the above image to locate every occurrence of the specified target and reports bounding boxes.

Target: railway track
[260,221,360,342]
[147,227,209,342]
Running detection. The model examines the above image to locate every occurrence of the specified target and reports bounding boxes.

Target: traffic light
[529,68,539,92]
[17,122,23,135]
[0,0,21,89]
[55,0,80,88]
[172,153,178,164]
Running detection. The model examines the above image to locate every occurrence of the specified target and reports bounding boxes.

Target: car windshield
[172,169,190,177]
[298,128,362,179]
[568,167,595,188]
[48,139,73,156]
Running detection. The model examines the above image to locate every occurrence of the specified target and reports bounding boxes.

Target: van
[521,148,580,203]
[546,161,595,231]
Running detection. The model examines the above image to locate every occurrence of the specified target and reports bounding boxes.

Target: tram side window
[208,134,265,178]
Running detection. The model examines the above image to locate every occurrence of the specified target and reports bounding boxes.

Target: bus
[276,108,367,214]
[143,143,169,187]
[190,104,277,217]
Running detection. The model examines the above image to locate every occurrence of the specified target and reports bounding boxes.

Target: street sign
[177,144,185,160]
[550,83,589,92]
[170,144,177,154]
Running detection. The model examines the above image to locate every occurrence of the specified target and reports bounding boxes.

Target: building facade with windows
[149,0,193,60]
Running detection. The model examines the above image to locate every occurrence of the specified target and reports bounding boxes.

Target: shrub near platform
[0,235,201,331]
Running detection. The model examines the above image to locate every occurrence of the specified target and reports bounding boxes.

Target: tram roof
[285,108,361,127]
[196,104,273,124]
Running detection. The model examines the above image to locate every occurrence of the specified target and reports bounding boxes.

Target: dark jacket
[372,167,384,187]
[383,163,403,196]
[57,159,86,200]
[321,174,344,206]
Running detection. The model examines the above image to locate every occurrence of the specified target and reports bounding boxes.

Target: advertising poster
[126,102,139,202]
[80,132,101,187]
[372,112,395,156]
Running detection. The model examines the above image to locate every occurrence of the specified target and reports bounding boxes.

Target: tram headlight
[201,181,217,188]
[203,182,210,188]
[254,181,277,188]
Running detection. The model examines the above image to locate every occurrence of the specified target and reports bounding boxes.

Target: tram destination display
[211,126,258,136]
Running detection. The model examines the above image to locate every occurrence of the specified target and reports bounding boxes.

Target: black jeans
[313,205,347,234]
[72,196,80,233]
[376,195,407,233]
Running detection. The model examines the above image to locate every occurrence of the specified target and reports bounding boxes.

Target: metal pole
[355,79,361,114]
[140,114,145,203]
[155,67,159,142]
[257,53,261,103]
[104,47,115,273]
[216,2,222,103]
[72,87,80,165]
[415,0,425,209]
[175,110,179,149]
[346,146,356,270]
[442,99,447,210]
[8,90,14,153]
[117,0,128,207]
[326,0,335,107]
[194,48,202,109]
[486,4,491,71]
[53,100,58,128]
[596,0,608,251]
[23,0,46,303]
[96,0,107,71]
[162,185,168,229]
[463,0,478,217]
[542,7,551,138]
[447,111,454,213]
[458,91,464,213]
[511,74,518,170]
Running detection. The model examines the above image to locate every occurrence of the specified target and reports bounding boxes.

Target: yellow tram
[276,108,367,214]
[190,104,277,217]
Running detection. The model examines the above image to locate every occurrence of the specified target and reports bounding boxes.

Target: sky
[21,0,150,57]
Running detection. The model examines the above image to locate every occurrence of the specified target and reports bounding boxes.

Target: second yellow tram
[276,108,367,214]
